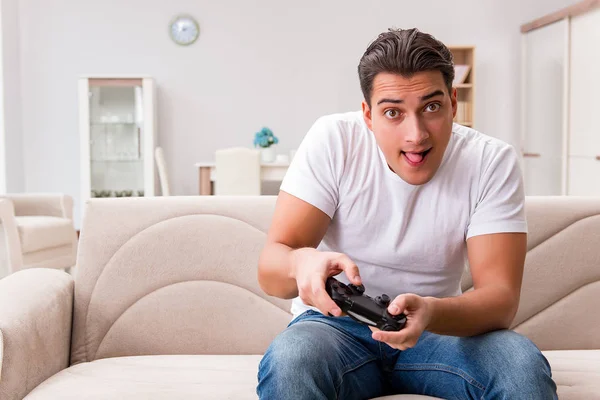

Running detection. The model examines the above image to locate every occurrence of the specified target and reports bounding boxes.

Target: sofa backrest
[71,195,600,364]
[70,196,291,364]
[509,196,600,350]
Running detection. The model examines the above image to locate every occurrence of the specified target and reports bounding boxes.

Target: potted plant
[253,127,279,163]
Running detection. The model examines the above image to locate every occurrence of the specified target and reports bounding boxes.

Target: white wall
[0,1,5,194]
[0,0,24,193]
[11,0,576,224]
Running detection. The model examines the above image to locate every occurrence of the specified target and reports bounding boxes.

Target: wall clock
[169,15,199,46]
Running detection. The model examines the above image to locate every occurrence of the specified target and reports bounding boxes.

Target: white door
[521,19,569,195]
[568,8,600,195]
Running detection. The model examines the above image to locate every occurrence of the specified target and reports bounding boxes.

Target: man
[256,28,557,399]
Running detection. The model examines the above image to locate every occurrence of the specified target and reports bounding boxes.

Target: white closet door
[568,8,600,195]
[569,8,600,158]
[522,19,568,196]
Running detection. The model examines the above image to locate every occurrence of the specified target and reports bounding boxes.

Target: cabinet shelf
[91,122,138,126]
[449,46,475,127]
[91,158,143,162]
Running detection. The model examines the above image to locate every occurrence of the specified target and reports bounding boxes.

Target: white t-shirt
[280,111,527,319]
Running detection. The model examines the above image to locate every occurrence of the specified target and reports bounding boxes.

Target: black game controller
[325,277,407,331]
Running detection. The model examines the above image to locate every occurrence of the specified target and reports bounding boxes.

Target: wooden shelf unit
[448,46,475,128]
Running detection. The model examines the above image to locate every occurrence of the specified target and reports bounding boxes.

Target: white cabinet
[568,8,600,196]
[570,7,600,159]
[521,4,600,196]
[521,19,568,196]
[79,77,157,215]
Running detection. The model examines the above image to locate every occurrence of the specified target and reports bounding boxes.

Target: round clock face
[169,15,199,46]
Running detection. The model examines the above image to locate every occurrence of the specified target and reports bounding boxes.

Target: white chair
[155,146,171,196]
[0,193,78,278]
[215,147,261,195]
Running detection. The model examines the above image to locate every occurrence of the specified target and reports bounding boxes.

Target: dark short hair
[358,28,454,107]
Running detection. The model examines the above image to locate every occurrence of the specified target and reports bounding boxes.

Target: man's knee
[483,330,550,371]
[478,330,557,398]
[260,321,333,374]
[257,321,338,398]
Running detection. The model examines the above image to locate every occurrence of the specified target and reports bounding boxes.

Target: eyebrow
[376,89,445,106]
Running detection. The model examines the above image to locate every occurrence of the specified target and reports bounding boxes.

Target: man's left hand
[371,293,433,350]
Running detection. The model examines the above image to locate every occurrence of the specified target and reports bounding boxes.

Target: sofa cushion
[544,350,600,398]
[22,244,75,270]
[24,355,263,400]
[15,216,75,254]
[23,351,600,399]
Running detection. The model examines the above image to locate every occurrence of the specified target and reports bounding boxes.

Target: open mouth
[401,148,432,167]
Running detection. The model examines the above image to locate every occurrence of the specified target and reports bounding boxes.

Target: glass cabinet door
[88,79,145,198]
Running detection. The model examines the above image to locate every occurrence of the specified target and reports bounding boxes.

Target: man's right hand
[291,248,362,317]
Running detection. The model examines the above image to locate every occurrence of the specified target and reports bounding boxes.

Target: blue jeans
[257,310,557,399]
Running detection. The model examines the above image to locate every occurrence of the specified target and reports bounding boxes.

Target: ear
[450,87,457,119]
[362,100,373,131]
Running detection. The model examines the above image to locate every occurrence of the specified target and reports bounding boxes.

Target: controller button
[349,284,365,294]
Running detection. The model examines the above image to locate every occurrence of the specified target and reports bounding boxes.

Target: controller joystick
[374,294,391,307]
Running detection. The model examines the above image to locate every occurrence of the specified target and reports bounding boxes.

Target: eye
[424,103,441,112]
[384,109,400,119]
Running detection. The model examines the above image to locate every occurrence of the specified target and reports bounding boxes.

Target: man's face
[362,71,457,186]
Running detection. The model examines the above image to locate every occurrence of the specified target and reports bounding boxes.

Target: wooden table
[195,161,290,195]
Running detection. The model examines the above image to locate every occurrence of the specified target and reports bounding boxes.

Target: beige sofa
[0,193,78,278]
[0,196,599,399]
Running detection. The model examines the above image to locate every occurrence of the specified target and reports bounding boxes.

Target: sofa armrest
[0,199,23,273]
[0,269,74,400]
[3,193,74,219]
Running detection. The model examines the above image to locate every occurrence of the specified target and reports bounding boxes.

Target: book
[453,64,471,85]
[455,101,471,124]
